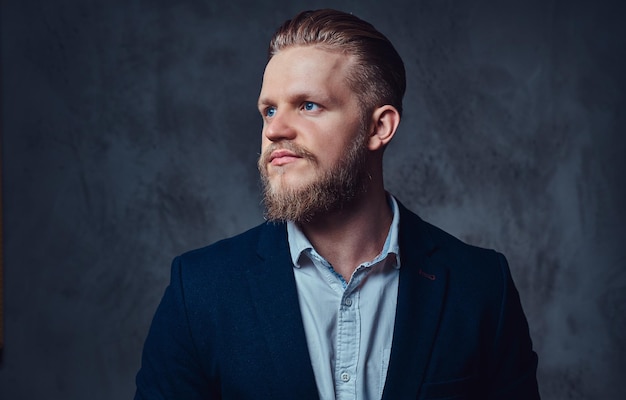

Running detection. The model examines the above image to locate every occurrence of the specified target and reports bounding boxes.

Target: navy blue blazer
[135,202,539,399]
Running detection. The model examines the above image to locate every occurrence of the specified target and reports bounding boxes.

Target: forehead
[259,46,357,102]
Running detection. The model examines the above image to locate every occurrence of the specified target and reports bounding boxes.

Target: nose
[264,109,296,142]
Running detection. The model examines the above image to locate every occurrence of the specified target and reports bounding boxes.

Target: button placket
[335,285,360,399]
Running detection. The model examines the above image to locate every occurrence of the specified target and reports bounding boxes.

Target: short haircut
[268,9,406,117]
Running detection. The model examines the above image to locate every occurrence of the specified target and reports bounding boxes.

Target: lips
[269,149,301,166]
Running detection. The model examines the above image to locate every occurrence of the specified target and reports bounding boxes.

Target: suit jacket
[135,202,539,399]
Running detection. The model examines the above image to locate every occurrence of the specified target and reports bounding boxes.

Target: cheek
[313,145,344,169]
[320,130,358,157]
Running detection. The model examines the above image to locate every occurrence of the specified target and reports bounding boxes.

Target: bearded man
[135,9,540,400]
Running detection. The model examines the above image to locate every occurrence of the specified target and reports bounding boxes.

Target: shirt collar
[287,194,401,270]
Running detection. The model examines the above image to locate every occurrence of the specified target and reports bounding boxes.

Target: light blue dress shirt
[287,195,401,400]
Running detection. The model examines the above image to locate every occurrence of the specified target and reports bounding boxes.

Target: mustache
[259,142,317,166]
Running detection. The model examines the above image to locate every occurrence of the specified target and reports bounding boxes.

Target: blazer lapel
[245,222,319,399]
[382,205,448,399]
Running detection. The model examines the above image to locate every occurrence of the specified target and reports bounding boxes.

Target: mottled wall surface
[1,0,624,399]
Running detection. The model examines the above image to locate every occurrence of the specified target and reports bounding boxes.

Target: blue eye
[265,107,276,117]
[303,102,319,111]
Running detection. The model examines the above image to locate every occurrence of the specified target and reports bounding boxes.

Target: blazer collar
[382,201,448,399]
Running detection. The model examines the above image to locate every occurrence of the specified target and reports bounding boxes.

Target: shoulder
[397,200,510,287]
[180,221,284,262]
[169,221,286,281]
[425,217,502,265]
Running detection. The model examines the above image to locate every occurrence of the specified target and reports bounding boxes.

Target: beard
[258,130,370,224]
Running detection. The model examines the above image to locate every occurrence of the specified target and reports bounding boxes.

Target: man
[135,9,540,400]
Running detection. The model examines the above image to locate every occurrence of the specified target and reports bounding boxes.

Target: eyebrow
[258,90,336,109]
[257,97,273,108]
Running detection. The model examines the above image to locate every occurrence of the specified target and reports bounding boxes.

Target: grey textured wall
[1,0,625,399]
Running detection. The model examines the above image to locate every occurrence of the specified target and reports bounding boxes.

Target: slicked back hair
[268,9,406,118]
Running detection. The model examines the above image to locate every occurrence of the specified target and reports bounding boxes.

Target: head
[258,10,405,223]
[268,9,406,119]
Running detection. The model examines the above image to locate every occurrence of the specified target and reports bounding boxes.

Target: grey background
[1,0,625,399]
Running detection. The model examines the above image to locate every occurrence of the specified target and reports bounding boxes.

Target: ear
[367,105,401,151]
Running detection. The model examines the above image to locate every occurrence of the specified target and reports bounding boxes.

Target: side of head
[268,9,406,119]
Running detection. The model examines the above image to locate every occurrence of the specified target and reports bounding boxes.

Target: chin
[268,181,307,196]
[270,172,315,191]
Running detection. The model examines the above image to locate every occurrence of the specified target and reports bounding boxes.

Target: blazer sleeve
[134,256,219,399]
[487,253,540,399]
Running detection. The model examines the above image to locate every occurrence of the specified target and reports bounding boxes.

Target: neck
[298,185,393,282]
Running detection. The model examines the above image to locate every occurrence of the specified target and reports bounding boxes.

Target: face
[257,46,371,222]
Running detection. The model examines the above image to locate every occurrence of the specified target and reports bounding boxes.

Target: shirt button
[344,297,352,307]
[341,372,350,382]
